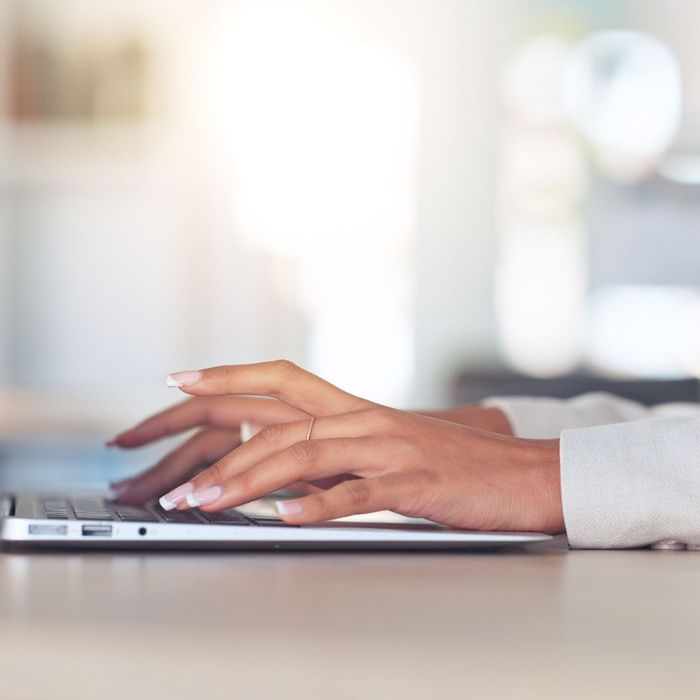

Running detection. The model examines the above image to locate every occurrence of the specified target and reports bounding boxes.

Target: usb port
[82,524,112,537]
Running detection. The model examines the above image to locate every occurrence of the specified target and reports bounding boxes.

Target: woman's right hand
[107,396,309,504]
[107,395,512,505]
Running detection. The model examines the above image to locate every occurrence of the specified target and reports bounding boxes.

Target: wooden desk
[1,537,698,699]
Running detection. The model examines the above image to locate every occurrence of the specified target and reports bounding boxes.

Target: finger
[166,360,372,416]
[275,474,405,523]
[108,396,305,448]
[175,408,390,496]
[113,429,240,505]
[172,436,394,512]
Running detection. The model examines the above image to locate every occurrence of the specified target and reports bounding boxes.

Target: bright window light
[219,10,417,257]
[213,6,419,404]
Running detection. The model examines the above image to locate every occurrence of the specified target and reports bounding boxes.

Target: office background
[1,0,699,443]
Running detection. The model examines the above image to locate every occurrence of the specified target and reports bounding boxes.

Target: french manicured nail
[166,370,202,388]
[275,500,304,517]
[159,482,194,511]
[185,486,222,508]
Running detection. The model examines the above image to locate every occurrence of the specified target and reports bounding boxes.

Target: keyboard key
[72,501,113,517]
[160,510,204,523]
[113,507,158,523]
[253,520,298,527]
[45,508,72,518]
[43,499,74,519]
[113,505,149,514]
[74,512,114,521]
[201,510,253,525]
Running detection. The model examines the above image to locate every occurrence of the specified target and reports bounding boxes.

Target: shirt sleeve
[560,417,700,548]
[482,391,700,439]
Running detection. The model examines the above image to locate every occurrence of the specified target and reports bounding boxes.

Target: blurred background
[1,0,699,487]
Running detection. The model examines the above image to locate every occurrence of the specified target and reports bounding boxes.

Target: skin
[109,360,564,534]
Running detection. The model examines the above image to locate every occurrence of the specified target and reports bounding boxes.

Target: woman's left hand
[158,361,565,534]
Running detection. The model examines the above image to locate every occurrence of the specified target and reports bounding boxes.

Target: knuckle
[289,439,318,466]
[207,460,227,484]
[343,479,371,508]
[257,423,287,445]
[308,493,332,519]
[233,469,253,494]
[267,360,300,399]
[273,359,299,380]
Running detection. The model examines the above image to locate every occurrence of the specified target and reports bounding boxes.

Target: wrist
[473,430,564,534]
[530,439,564,534]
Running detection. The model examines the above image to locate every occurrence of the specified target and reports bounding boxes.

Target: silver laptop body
[0,492,551,550]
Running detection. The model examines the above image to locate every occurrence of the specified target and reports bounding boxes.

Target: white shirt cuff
[482,392,651,439]
[561,417,700,548]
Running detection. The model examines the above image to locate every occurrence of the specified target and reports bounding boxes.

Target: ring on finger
[305,416,316,441]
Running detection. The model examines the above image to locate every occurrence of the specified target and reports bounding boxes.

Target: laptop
[0,491,551,550]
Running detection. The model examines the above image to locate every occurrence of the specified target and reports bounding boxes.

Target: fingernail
[159,482,194,511]
[185,486,222,508]
[275,500,303,517]
[166,370,202,388]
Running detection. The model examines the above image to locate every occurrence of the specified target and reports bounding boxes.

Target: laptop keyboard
[39,496,281,526]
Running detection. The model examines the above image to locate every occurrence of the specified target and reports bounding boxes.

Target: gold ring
[305,417,316,441]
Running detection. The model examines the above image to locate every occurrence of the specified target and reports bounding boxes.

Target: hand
[108,373,511,504]
[107,395,309,504]
[156,361,564,534]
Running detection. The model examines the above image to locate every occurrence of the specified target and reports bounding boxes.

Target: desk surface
[1,536,698,700]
